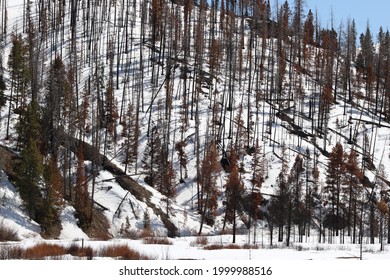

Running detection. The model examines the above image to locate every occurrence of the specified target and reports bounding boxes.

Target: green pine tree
[17,140,43,219]
[15,102,44,221]
[8,34,30,109]
[40,157,64,234]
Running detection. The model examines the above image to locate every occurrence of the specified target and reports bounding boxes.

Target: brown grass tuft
[23,243,67,259]
[0,242,150,260]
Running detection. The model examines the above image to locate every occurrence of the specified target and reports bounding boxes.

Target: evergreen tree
[223,148,245,243]
[105,82,119,137]
[17,138,44,220]
[303,9,314,67]
[175,140,188,183]
[198,141,221,234]
[268,171,291,243]
[324,142,346,239]
[123,102,139,173]
[288,155,307,243]
[343,148,363,242]
[42,55,70,157]
[6,34,30,139]
[142,125,163,188]
[360,25,375,71]
[77,80,91,138]
[15,102,44,221]
[303,9,314,46]
[41,157,64,234]
[160,159,176,217]
[246,141,264,242]
[7,34,30,109]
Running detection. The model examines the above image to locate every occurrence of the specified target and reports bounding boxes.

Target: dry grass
[0,243,67,260]
[24,243,67,259]
[0,220,19,242]
[0,242,150,260]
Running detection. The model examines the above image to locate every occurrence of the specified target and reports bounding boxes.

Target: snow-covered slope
[0,170,41,239]
[0,0,389,249]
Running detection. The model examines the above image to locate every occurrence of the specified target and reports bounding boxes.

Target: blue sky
[269,0,389,37]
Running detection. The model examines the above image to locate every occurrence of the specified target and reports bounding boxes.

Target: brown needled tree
[223,148,245,243]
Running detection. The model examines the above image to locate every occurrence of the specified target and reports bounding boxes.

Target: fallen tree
[56,130,178,237]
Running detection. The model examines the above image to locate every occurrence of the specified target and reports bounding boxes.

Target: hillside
[0,0,390,251]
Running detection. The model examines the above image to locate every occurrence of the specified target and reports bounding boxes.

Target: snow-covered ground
[2,234,390,260]
[0,171,41,239]
[92,236,390,260]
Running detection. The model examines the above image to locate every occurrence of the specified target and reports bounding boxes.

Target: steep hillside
[1,0,390,246]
